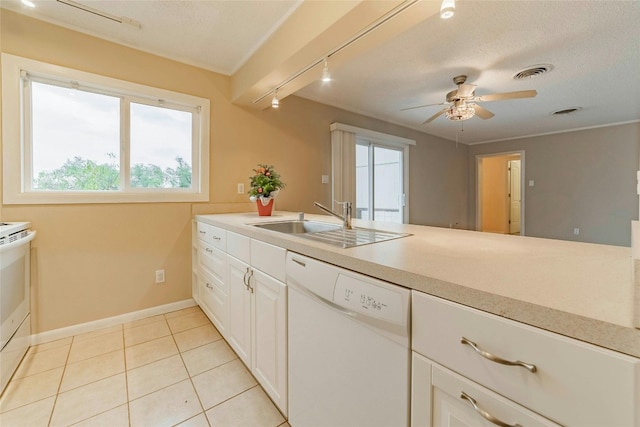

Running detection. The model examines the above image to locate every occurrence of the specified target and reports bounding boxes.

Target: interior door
[508,159,521,234]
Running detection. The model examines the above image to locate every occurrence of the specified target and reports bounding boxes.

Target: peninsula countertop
[195,211,640,358]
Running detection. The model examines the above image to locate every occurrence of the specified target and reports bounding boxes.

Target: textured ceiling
[2,0,639,144]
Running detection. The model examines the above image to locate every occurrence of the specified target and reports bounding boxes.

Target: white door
[226,256,252,366]
[252,269,287,415]
[508,159,521,234]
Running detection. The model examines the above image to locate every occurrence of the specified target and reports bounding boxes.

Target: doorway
[476,151,524,235]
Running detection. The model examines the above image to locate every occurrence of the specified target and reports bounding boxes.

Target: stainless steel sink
[253,220,342,234]
[252,220,409,248]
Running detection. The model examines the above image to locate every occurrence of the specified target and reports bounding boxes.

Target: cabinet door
[227,256,252,366]
[252,269,287,415]
[198,267,227,334]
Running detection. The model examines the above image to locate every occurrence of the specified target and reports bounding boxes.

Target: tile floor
[0,306,289,427]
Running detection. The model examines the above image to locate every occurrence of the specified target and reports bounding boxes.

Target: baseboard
[30,299,197,346]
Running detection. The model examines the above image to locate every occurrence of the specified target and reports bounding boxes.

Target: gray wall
[467,123,639,246]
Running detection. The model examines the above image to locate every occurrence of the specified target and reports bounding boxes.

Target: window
[2,53,210,204]
[356,141,404,223]
[330,123,413,224]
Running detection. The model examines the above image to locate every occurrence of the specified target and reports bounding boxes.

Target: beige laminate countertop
[196,211,640,358]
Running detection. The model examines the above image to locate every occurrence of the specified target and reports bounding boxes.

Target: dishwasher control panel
[334,274,405,324]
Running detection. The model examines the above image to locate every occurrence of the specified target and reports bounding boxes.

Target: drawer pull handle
[460,392,522,427]
[292,257,306,267]
[199,230,206,234]
[461,337,537,373]
[205,282,214,289]
[205,248,213,253]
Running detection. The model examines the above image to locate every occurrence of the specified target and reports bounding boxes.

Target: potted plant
[248,164,286,216]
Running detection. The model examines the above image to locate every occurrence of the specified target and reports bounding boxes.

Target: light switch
[528,180,535,187]
[237,183,245,194]
[321,175,329,184]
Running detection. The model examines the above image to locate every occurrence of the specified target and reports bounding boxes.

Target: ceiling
[3,0,639,144]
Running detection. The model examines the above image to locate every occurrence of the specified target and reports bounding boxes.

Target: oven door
[0,233,35,350]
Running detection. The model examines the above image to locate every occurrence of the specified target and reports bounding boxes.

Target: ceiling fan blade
[474,90,537,103]
[422,109,446,125]
[456,83,476,98]
[400,101,447,111]
[473,104,494,119]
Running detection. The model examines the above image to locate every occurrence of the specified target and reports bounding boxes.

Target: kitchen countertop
[196,211,640,358]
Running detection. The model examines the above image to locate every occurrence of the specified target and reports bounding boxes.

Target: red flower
[265,172,271,176]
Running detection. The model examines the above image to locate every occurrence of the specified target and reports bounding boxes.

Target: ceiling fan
[402,75,537,125]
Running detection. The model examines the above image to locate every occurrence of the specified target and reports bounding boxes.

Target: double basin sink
[252,220,409,248]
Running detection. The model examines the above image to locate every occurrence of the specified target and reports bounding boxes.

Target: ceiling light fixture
[440,0,455,19]
[56,0,141,28]
[271,89,279,109]
[253,0,421,106]
[321,58,332,83]
[445,100,475,121]
[21,0,36,7]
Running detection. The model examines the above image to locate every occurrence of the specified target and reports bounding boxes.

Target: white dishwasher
[286,252,411,427]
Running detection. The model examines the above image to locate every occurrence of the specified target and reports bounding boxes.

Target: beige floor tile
[60,349,125,392]
[67,330,123,363]
[49,373,127,426]
[129,379,202,427]
[72,324,123,342]
[123,313,165,329]
[181,339,236,377]
[175,413,210,427]
[192,359,257,410]
[125,335,178,370]
[127,354,189,400]
[13,344,70,379]
[71,403,129,427]
[28,337,72,355]
[166,310,210,334]
[0,396,55,427]
[205,386,284,427]
[173,323,222,353]
[124,319,171,347]
[0,367,63,413]
[164,306,201,319]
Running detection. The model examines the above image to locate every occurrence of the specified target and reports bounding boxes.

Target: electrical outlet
[237,183,245,194]
[155,269,165,283]
[321,175,329,184]
[573,228,580,235]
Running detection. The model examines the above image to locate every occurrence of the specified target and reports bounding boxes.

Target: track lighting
[440,0,455,19]
[321,58,332,83]
[271,89,279,109]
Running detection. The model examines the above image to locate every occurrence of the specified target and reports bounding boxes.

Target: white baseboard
[31,299,197,346]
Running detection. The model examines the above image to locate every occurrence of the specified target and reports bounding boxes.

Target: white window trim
[330,122,414,224]
[1,53,210,204]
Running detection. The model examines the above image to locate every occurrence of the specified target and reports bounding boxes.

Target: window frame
[1,53,210,204]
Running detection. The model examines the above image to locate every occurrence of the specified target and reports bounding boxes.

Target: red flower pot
[256,198,274,216]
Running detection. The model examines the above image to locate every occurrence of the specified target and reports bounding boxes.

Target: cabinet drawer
[196,222,226,250]
[199,241,226,283]
[251,239,286,282]
[199,268,227,332]
[428,356,560,427]
[227,231,250,263]
[412,291,640,427]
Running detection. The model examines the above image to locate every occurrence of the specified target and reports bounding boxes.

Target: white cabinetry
[194,222,227,334]
[412,291,640,427]
[224,231,288,415]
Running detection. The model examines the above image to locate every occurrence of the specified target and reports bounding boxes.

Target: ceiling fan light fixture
[445,101,475,121]
[440,0,455,19]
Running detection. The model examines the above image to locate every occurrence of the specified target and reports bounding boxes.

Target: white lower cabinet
[411,291,640,427]
[412,352,560,427]
[224,231,288,416]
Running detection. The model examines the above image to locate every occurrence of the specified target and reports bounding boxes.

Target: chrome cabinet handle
[292,257,306,267]
[211,236,221,241]
[243,267,250,289]
[205,282,213,290]
[205,247,213,253]
[461,337,537,373]
[247,269,254,293]
[460,392,522,427]
[199,230,206,234]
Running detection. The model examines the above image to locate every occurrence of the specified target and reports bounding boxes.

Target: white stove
[0,222,30,245]
[0,220,34,393]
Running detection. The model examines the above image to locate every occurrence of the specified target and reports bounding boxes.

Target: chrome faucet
[314,201,352,230]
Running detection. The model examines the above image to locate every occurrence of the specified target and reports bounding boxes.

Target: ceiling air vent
[513,64,554,80]
[552,107,582,116]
